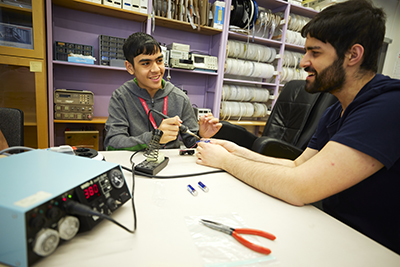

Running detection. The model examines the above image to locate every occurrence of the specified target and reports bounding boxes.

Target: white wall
[372,0,400,78]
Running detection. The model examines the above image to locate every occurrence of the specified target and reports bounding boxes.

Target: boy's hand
[158,116,181,144]
[198,113,222,138]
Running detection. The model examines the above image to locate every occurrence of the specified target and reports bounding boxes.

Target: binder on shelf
[211,1,225,30]
[132,0,140,11]
[199,0,207,25]
[114,0,122,8]
[140,0,148,13]
[167,0,172,18]
[103,0,114,7]
[122,0,132,9]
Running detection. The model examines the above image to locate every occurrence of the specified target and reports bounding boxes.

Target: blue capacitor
[187,184,198,196]
[198,181,209,192]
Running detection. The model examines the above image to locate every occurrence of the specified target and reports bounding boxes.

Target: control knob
[32,229,60,257]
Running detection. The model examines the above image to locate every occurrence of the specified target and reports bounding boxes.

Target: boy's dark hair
[123,32,162,66]
[301,0,386,72]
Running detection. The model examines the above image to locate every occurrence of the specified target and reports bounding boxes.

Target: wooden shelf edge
[154,16,222,35]
[53,60,126,70]
[228,32,283,47]
[24,122,37,127]
[223,78,277,87]
[52,0,148,22]
[53,60,219,76]
[0,3,32,13]
[54,117,108,124]
[225,120,267,126]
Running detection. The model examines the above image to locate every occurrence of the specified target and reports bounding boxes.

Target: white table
[30,150,399,267]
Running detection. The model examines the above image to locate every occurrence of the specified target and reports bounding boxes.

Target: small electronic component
[198,181,209,192]
[179,149,195,155]
[187,184,198,196]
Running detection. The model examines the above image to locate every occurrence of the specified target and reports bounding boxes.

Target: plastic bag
[185,213,280,267]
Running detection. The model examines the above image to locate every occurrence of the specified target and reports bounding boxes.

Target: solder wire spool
[253,103,266,117]
[225,58,275,79]
[222,85,270,103]
[222,84,230,101]
[280,67,307,83]
[283,51,304,68]
[220,101,268,118]
[225,58,233,74]
[230,85,239,100]
[230,0,245,27]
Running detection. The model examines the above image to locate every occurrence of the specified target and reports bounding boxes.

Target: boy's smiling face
[125,48,165,96]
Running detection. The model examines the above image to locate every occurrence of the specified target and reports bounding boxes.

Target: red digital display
[83,183,101,202]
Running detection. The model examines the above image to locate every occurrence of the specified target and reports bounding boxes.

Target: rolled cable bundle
[228,39,277,63]
[222,84,271,103]
[220,101,270,118]
[252,87,270,102]
[222,84,231,101]
[252,102,266,117]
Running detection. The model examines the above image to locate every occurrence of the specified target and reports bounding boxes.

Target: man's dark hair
[123,32,162,66]
[301,0,386,72]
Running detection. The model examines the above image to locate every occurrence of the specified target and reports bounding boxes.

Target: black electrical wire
[0,146,35,156]
[121,160,225,179]
[131,163,137,232]
[129,162,137,233]
[64,198,136,234]
[125,148,226,178]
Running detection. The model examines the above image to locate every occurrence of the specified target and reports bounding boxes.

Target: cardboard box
[65,131,99,151]
[211,1,225,30]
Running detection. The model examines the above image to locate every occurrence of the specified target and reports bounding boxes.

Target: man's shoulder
[370,74,400,92]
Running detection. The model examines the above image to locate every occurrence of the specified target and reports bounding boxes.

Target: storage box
[99,35,126,66]
[65,131,99,151]
[54,41,93,61]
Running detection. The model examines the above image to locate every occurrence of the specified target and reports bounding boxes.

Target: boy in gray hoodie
[104,32,221,151]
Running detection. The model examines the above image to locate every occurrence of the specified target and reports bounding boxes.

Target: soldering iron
[149,109,201,140]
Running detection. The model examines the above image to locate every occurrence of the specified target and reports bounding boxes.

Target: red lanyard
[139,96,168,129]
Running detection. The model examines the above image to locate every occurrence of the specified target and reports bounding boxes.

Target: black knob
[29,215,46,229]
[106,198,118,211]
[46,207,62,220]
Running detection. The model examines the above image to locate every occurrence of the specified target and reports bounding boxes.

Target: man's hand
[158,116,181,144]
[196,141,232,169]
[208,138,239,154]
[198,113,222,138]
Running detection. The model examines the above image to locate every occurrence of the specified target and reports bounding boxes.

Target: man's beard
[304,57,346,94]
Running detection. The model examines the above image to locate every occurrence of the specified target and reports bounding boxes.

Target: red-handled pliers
[200,219,276,255]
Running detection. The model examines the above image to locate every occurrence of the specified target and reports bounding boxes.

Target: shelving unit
[0,0,48,148]
[46,0,317,148]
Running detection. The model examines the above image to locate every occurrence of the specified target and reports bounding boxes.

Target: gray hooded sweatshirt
[104,79,199,150]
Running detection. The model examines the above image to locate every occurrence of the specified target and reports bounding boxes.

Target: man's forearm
[234,146,295,167]
[220,153,303,206]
